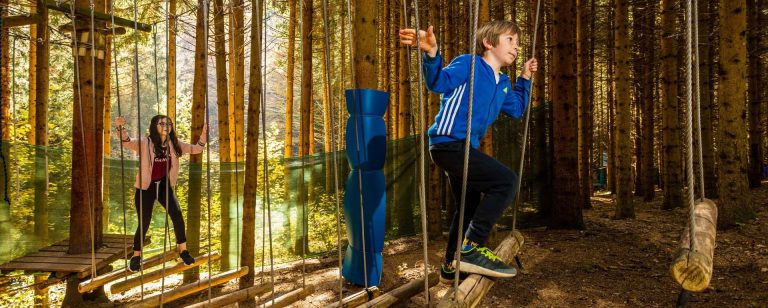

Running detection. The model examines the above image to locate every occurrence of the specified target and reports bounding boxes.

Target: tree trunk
[300,0,313,157]
[397,3,410,139]
[550,0,584,229]
[232,0,245,162]
[478,0,494,156]
[322,25,332,154]
[717,0,754,226]
[639,0,656,202]
[577,0,591,209]
[184,0,209,283]
[284,0,296,158]
[427,0,442,240]
[613,0,633,218]
[33,0,50,240]
[28,19,37,144]
[660,0,683,210]
[64,1,107,304]
[531,0,551,216]
[606,3,615,193]
[240,0,263,292]
[167,0,177,121]
[746,0,763,188]
[213,0,232,270]
[1,0,9,140]
[353,0,378,89]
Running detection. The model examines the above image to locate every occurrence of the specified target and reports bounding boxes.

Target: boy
[399,20,537,282]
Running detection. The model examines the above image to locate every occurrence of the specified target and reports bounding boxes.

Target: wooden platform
[0,234,146,279]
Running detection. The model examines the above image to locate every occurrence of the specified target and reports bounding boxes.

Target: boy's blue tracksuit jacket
[423,51,532,149]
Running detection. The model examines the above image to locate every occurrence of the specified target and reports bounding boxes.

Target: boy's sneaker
[179,250,195,265]
[455,245,517,278]
[439,263,470,284]
[128,256,142,272]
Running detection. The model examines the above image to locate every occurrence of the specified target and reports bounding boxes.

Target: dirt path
[121,185,768,307]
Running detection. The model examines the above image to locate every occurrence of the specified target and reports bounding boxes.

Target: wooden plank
[44,0,151,32]
[358,274,437,307]
[671,199,718,292]
[125,266,250,308]
[13,256,110,265]
[38,246,125,253]
[1,15,42,28]
[262,285,315,308]
[29,251,114,259]
[0,262,89,273]
[78,250,179,293]
[111,251,221,294]
[57,235,138,245]
[327,287,381,308]
[185,283,273,308]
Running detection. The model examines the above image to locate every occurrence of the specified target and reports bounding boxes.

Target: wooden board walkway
[0,234,147,279]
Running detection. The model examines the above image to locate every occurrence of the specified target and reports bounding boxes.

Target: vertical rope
[692,0,704,200]
[200,0,214,302]
[512,0,543,232]
[453,0,480,302]
[159,1,172,305]
[129,0,147,297]
[684,0,697,253]
[86,0,99,281]
[402,0,431,302]
[108,0,130,276]
[319,0,344,303]
[260,2,277,302]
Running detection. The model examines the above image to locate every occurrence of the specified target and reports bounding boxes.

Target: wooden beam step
[327,287,381,308]
[185,282,273,308]
[357,273,437,307]
[262,285,315,308]
[437,231,525,308]
[78,250,179,293]
[111,251,221,294]
[125,266,249,308]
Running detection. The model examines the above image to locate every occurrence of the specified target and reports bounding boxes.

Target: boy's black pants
[429,141,518,264]
[133,177,187,251]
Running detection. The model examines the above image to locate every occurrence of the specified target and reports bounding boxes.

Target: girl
[115,115,207,272]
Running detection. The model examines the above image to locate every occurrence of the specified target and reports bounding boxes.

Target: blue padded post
[342,89,389,286]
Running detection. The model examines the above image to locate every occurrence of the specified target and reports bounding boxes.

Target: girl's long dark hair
[149,115,182,157]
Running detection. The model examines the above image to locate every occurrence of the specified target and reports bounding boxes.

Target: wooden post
[34,274,49,307]
[185,283,272,308]
[78,250,178,293]
[326,287,381,308]
[437,231,525,308]
[357,273,437,307]
[125,266,249,308]
[262,285,315,308]
[111,251,220,294]
[670,199,718,292]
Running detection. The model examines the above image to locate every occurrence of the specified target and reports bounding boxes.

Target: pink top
[121,135,207,189]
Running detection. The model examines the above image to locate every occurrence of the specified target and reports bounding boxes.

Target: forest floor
[111,183,768,307]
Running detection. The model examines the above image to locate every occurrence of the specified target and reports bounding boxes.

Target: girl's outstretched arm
[115,116,140,151]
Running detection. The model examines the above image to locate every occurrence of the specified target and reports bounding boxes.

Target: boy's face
[486,32,520,66]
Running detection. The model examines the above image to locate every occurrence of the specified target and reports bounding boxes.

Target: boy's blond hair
[475,20,521,55]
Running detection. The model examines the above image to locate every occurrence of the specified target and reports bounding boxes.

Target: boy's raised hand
[522,58,539,80]
[399,25,438,57]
